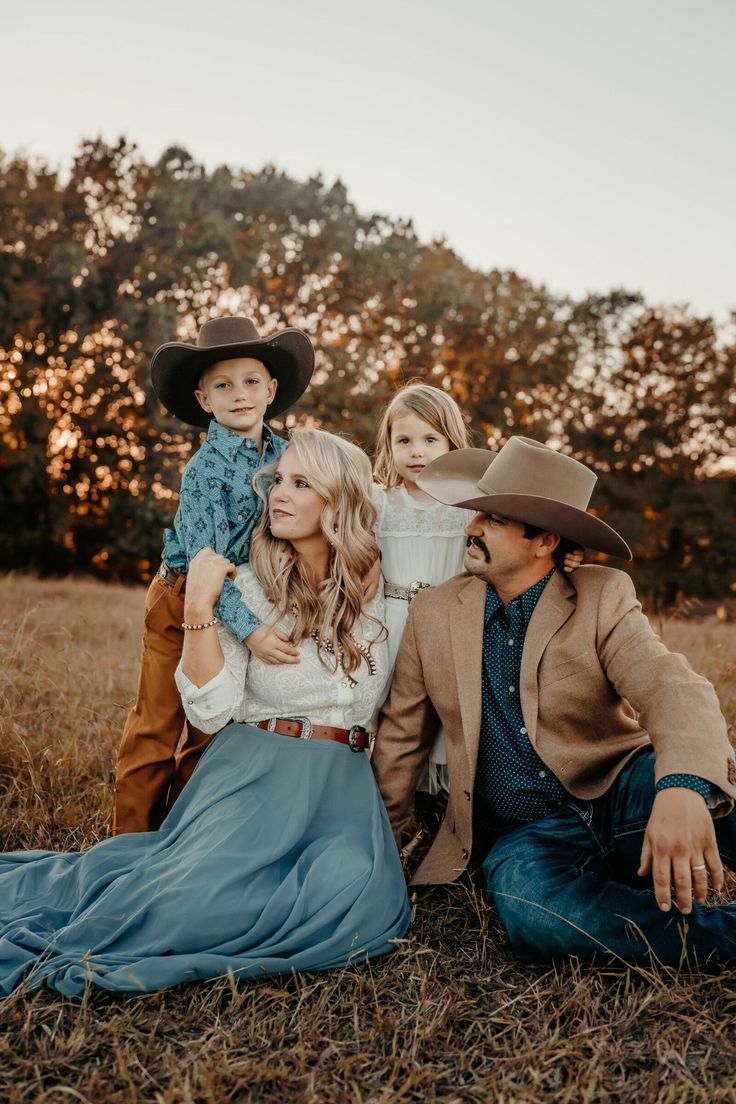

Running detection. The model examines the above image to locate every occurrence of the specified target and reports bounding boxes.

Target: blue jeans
[480,750,736,966]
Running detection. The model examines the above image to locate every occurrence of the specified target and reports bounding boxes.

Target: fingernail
[660,903,670,912]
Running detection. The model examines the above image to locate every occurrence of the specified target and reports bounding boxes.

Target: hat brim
[418,450,632,560]
[151,329,314,428]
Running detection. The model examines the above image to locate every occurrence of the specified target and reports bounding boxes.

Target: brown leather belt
[159,562,186,592]
[255,717,371,752]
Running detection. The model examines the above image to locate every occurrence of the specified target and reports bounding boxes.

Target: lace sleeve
[372,484,387,532]
[215,619,249,719]
[174,611,251,734]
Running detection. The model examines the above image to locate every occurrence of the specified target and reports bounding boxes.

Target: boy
[113,315,315,834]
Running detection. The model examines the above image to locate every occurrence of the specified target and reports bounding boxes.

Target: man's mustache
[466,536,491,563]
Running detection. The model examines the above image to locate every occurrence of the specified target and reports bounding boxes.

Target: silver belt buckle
[347,725,368,753]
[289,716,313,739]
[408,580,431,603]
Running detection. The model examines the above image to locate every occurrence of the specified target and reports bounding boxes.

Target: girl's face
[389,413,452,488]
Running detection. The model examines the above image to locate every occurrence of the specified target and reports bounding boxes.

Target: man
[372,436,736,965]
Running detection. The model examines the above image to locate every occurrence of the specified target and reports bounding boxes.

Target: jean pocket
[144,579,179,636]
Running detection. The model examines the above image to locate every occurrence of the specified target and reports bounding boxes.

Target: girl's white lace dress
[374,484,473,792]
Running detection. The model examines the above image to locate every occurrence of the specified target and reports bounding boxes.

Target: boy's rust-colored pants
[113,570,217,834]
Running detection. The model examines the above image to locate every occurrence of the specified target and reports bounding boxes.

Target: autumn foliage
[1,139,734,600]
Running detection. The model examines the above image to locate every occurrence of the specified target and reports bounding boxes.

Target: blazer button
[462,848,469,861]
[463,789,471,801]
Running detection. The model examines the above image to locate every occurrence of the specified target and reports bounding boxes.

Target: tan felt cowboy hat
[151,316,315,428]
[417,436,632,559]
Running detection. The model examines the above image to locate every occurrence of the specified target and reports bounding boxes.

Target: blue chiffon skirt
[0,724,410,997]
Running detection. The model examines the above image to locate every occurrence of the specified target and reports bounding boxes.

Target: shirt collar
[484,568,556,626]
[206,418,271,461]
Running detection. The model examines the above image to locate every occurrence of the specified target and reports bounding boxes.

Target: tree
[1,139,733,599]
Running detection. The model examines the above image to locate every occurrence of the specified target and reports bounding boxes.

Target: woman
[0,429,410,997]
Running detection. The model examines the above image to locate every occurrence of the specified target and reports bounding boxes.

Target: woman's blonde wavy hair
[373,382,472,489]
[250,428,384,676]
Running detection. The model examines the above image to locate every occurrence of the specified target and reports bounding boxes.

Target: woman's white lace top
[373,484,473,588]
[175,566,391,735]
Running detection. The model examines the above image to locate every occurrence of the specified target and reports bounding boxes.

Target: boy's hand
[362,556,382,602]
[563,547,584,573]
[245,624,300,665]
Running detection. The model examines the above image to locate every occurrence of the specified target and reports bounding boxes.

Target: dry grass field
[1,573,735,1104]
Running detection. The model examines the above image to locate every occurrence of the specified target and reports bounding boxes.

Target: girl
[373,382,582,799]
[373,383,475,796]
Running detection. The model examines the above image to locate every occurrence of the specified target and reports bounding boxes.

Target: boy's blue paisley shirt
[162,420,287,640]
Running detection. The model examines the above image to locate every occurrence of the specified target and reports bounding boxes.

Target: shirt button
[509,686,515,693]
[520,727,527,735]
[508,639,514,646]
[539,770,546,778]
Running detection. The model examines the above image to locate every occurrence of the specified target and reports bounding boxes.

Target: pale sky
[4,0,735,316]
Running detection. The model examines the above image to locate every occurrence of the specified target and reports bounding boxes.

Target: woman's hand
[563,547,584,573]
[184,548,236,620]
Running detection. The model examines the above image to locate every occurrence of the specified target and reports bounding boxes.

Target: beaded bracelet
[181,617,219,631]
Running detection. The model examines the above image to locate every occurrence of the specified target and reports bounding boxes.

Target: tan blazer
[372,565,736,886]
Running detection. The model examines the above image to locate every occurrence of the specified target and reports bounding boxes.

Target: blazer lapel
[520,571,576,745]
[449,576,487,778]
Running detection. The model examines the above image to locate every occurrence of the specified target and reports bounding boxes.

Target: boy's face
[194,357,277,436]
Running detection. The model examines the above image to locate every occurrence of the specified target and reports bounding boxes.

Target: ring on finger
[691,863,707,872]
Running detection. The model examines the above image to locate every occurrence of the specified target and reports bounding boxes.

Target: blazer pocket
[538,652,596,686]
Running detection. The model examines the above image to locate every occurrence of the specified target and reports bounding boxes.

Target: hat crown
[196,316,261,349]
[478,437,597,510]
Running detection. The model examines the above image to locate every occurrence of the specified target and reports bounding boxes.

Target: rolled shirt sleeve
[174,661,238,734]
[655,772,727,812]
[174,619,250,734]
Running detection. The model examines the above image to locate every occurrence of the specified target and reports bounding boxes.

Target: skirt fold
[0,724,410,996]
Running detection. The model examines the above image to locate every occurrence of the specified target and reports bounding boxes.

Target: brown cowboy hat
[151,316,315,428]
[417,436,632,559]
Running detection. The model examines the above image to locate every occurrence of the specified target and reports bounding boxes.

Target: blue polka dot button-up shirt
[474,569,714,828]
[475,569,568,827]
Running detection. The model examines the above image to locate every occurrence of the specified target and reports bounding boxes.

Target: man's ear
[535,531,560,559]
[194,387,212,413]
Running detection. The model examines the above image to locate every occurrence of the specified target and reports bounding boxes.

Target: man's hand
[245,623,300,665]
[638,787,724,913]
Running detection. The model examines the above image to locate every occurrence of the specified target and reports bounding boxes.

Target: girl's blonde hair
[373,382,472,489]
[250,428,384,676]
